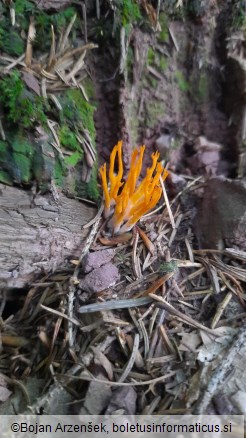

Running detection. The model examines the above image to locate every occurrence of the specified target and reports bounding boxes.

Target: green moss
[0,140,6,153]
[11,135,33,156]
[0,1,77,55]
[0,2,99,198]
[39,6,76,31]
[175,70,190,92]
[61,89,96,145]
[160,260,178,274]
[34,6,77,51]
[147,47,156,65]
[12,152,32,183]
[83,78,96,101]
[9,134,34,183]
[0,29,25,56]
[0,133,34,184]
[149,77,158,88]
[0,71,48,128]
[0,71,22,123]
[159,56,169,71]
[116,0,142,29]
[58,125,80,151]
[0,134,35,183]
[128,100,139,145]
[197,72,209,102]
[53,160,64,186]
[146,101,165,128]
[76,163,99,202]
[158,13,169,42]
[15,0,35,14]
[55,90,98,200]
[0,170,12,185]
[64,151,83,167]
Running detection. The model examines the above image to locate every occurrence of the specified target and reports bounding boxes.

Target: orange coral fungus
[99,141,169,234]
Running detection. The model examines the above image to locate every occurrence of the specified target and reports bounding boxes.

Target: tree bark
[0,184,96,288]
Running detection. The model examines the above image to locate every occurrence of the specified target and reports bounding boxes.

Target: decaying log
[0,184,96,288]
[32,0,73,11]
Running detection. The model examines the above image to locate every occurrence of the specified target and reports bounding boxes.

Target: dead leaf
[134,273,174,298]
[79,373,112,415]
[92,348,114,381]
[105,386,137,414]
[1,334,29,347]
[178,332,202,352]
[186,370,202,407]
[139,0,158,27]
[99,233,132,246]
[136,226,155,255]
[22,71,41,96]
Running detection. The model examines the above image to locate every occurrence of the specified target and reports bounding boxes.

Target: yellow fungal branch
[99,141,169,234]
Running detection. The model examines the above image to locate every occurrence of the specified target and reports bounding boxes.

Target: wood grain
[0,184,96,288]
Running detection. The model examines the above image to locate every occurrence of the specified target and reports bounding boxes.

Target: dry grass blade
[40,304,81,328]
[99,234,132,246]
[1,334,29,348]
[48,312,63,363]
[47,120,64,158]
[224,248,246,262]
[169,24,179,52]
[211,292,233,329]
[176,260,202,268]
[138,319,150,358]
[136,226,155,255]
[55,68,70,86]
[78,297,153,314]
[168,213,183,246]
[28,286,51,322]
[41,69,57,80]
[48,94,62,110]
[58,13,77,54]
[143,395,162,414]
[48,25,56,68]
[18,287,37,321]
[180,267,205,286]
[77,133,96,163]
[56,44,98,67]
[148,307,160,337]
[118,333,140,382]
[41,77,47,98]
[218,270,246,309]
[146,354,176,365]
[4,53,25,70]
[83,203,104,229]
[60,370,177,386]
[65,51,86,81]
[159,175,175,229]
[159,325,176,354]
[25,17,36,67]
[78,83,89,101]
[134,273,174,298]
[210,256,246,282]
[132,231,142,279]
[185,237,194,262]
[149,293,219,336]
